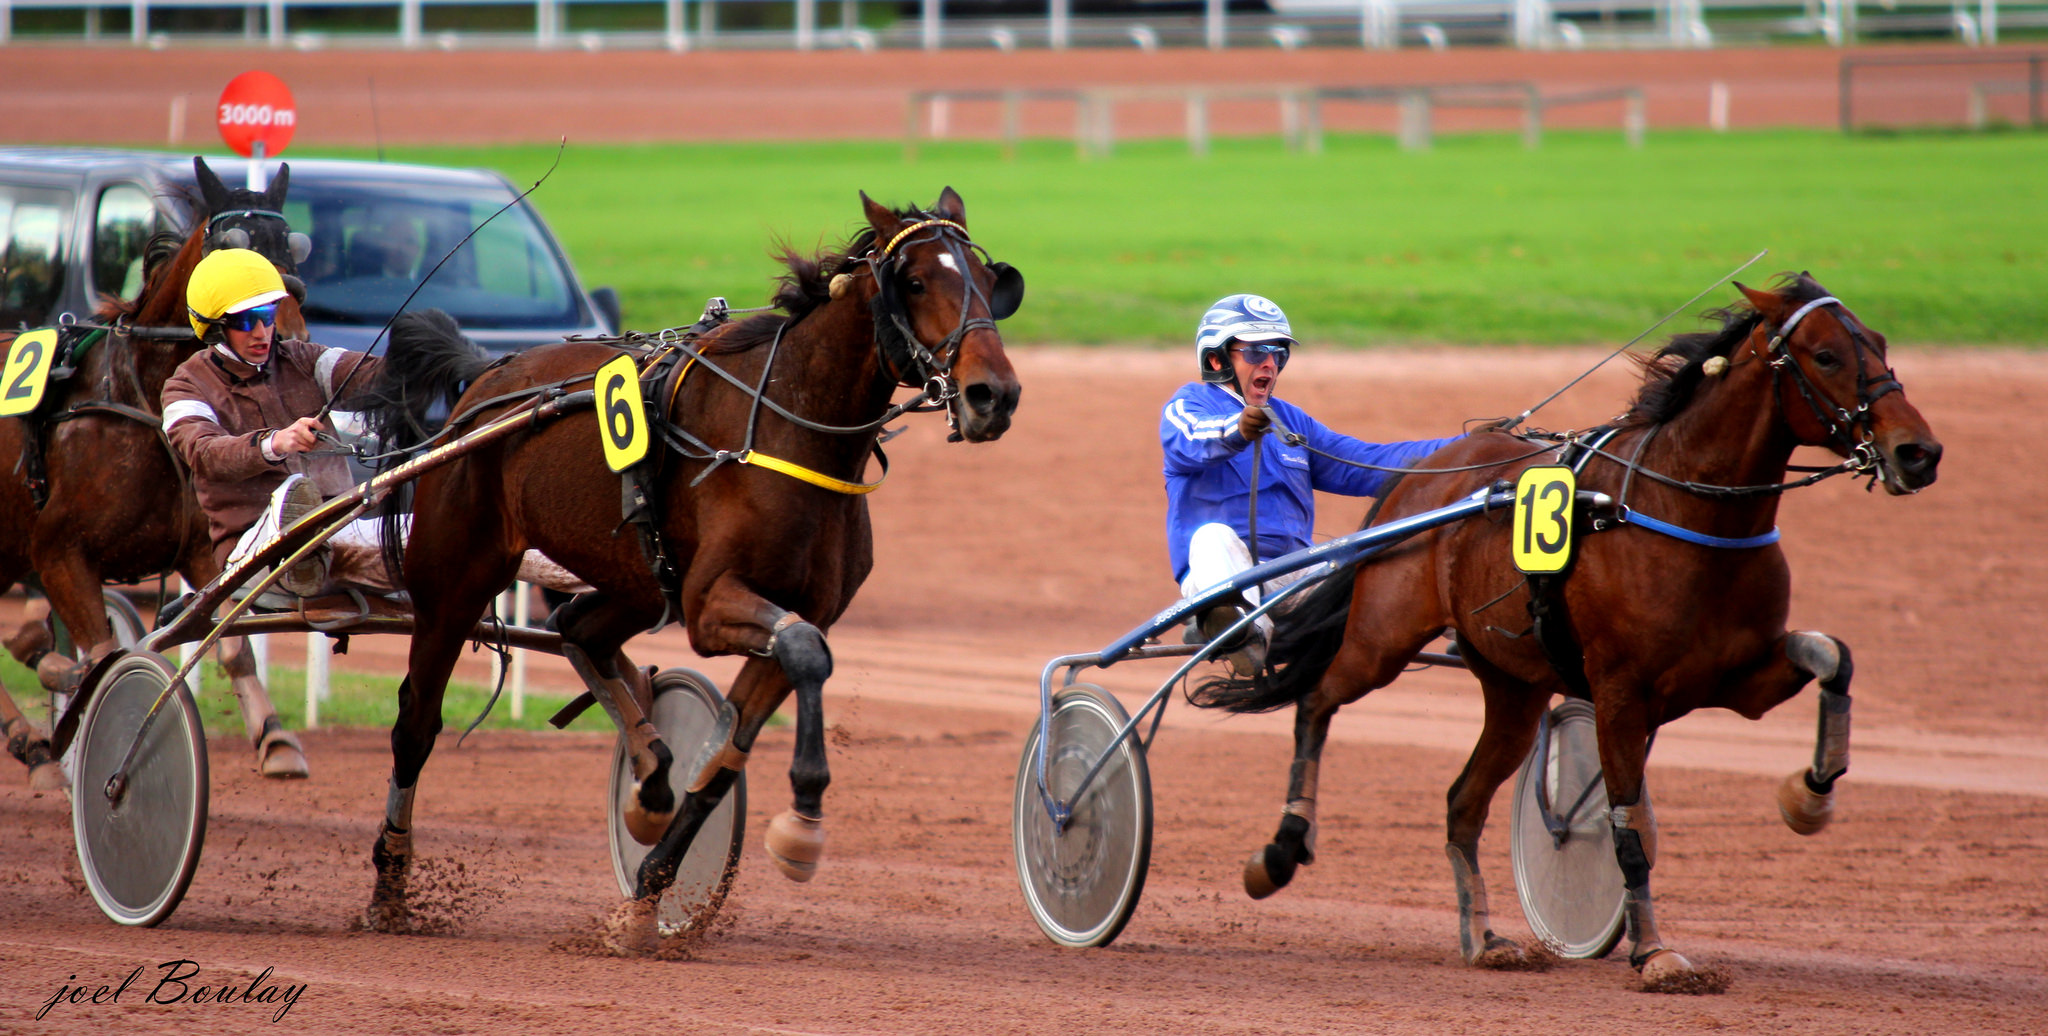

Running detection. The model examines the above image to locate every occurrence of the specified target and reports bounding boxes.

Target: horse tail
[359,308,490,581]
[360,308,491,456]
[1186,569,1358,714]
[1185,473,1410,715]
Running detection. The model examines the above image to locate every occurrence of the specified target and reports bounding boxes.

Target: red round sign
[216,71,297,158]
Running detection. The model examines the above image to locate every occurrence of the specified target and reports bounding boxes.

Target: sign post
[216,71,297,191]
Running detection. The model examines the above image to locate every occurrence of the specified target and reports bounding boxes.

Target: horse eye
[1814,349,1841,370]
[905,277,926,295]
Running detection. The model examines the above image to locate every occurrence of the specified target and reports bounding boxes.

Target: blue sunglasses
[223,303,279,333]
[1232,342,1290,370]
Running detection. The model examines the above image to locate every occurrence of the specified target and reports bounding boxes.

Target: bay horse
[1191,274,1942,989]
[0,157,313,788]
[357,188,1021,951]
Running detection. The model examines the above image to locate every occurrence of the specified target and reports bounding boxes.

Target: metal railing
[904,82,1645,159]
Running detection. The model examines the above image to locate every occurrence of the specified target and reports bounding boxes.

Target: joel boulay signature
[36,959,305,1023]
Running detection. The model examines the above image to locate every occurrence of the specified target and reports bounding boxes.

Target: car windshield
[279,176,582,329]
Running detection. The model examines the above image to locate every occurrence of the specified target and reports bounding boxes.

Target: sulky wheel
[1012,683,1153,948]
[70,650,208,927]
[1509,698,1627,959]
[606,668,745,936]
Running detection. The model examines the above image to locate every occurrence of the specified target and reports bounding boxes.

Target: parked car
[0,145,619,351]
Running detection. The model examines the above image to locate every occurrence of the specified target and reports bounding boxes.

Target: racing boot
[275,474,330,597]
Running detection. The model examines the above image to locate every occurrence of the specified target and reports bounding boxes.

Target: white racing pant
[228,478,593,596]
[1178,522,1331,641]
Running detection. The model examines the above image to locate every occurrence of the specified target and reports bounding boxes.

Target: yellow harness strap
[662,344,884,495]
[736,449,884,495]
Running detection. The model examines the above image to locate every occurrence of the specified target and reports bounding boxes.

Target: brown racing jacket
[160,337,383,563]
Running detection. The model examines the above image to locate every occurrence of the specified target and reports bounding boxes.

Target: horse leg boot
[600,766,746,955]
[1611,797,1705,988]
[364,780,418,932]
[218,636,308,779]
[0,688,63,792]
[764,617,833,883]
[1778,632,1853,836]
[563,643,674,845]
[1245,707,1332,899]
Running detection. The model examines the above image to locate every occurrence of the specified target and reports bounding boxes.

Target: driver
[163,247,590,599]
[1161,293,1463,675]
[161,247,381,595]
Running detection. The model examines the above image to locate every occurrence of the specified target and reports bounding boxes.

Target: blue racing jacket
[1161,381,1462,581]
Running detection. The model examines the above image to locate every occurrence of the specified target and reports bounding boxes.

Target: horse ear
[1734,281,1783,319]
[264,162,290,208]
[860,191,900,236]
[193,156,232,215]
[932,186,965,227]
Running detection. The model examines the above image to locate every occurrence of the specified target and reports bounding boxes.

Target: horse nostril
[1894,441,1942,478]
[965,381,996,417]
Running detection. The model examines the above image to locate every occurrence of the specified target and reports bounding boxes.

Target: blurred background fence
[3,0,2046,50]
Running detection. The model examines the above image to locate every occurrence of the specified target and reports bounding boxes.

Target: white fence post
[511,581,529,720]
[401,0,421,46]
[268,0,284,44]
[796,0,815,49]
[1050,0,1068,49]
[1982,0,1998,45]
[305,632,329,728]
[1186,91,1209,157]
[131,0,147,44]
[664,0,686,49]
[1206,0,1225,49]
[922,0,940,50]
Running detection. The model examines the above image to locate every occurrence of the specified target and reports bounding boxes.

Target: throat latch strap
[1614,506,1780,549]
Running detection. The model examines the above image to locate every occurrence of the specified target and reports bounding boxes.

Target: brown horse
[0,157,313,788]
[355,188,1021,950]
[1192,274,1942,989]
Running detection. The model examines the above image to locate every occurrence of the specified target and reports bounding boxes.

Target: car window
[92,183,160,301]
[284,178,580,330]
[0,184,72,329]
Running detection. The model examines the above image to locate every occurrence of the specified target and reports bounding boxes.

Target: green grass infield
[304,128,2047,348]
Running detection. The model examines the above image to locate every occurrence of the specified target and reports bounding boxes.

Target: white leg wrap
[1786,630,1839,682]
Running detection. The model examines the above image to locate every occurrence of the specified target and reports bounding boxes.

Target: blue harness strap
[1615,506,1780,549]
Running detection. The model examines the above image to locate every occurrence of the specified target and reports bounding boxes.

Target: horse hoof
[602,899,660,956]
[257,728,310,780]
[1776,770,1833,836]
[1638,948,1730,994]
[623,787,675,847]
[1242,846,1284,900]
[765,811,825,883]
[27,760,66,793]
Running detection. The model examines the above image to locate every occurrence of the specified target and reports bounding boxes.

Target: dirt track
[2,346,2045,1035]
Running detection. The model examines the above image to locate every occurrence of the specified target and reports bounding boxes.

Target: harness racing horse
[1191,274,1942,989]
[357,188,1022,951]
[0,157,313,788]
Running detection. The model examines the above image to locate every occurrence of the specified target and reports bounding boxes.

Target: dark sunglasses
[222,303,279,333]
[1232,342,1290,370]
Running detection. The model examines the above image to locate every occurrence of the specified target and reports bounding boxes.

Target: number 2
[4,337,41,401]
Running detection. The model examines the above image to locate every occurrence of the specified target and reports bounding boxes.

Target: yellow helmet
[187,247,288,339]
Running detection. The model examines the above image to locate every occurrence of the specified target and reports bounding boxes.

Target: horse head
[1736,275,1942,495]
[193,156,310,302]
[855,187,1022,442]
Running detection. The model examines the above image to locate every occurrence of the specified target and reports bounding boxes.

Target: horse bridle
[1759,295,1903,479]
[864,217,1023,413]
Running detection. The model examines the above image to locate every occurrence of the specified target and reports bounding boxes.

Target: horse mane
[94,184,203,323]
[699,215,899,355]
[1622,272,1821,427]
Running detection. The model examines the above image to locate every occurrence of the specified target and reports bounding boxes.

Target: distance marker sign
[217,71,297,158]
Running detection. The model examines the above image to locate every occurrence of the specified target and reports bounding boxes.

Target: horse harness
[589,218,1023,626]
[13,321,198,517]
[1506,295,1889,696]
